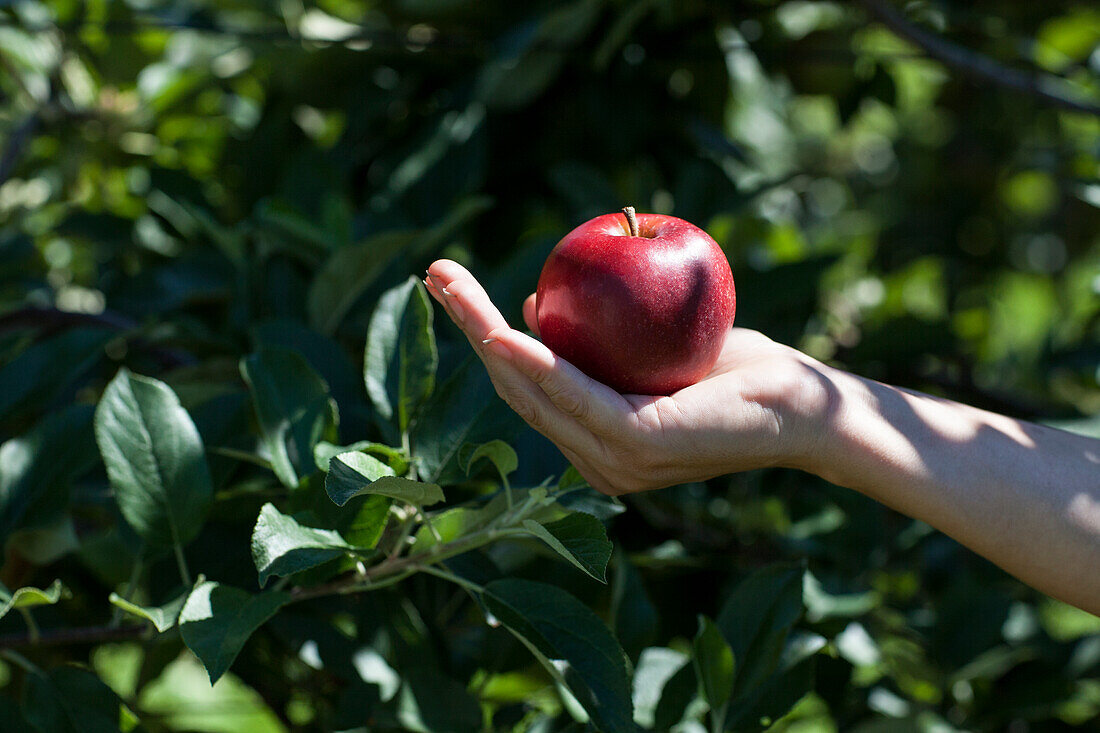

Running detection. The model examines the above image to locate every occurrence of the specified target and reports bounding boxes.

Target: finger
[426,261,604,454]
[558,447,622,497]
[522,293,539,336]
[481,357,604,456]
[427,260,510,339]
[487,327,635,437]
[424,273,445,307]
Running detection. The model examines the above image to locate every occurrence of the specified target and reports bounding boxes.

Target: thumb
[523,293,539,337]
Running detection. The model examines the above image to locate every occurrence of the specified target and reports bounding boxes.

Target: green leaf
[693,615,735,715]
[460,439,518,482]
[251,503,360,587]
[307,230,418,335]
[23,665,140,733]
[716,562,804,697]
[325,451,393,505]
[482,578,636,733]
[411,492,511,551]
[135,654,285,731]
[314,440,408,475]
[0,579,64,620]
[474,0,604,111]
[723,633,824,732]
[94,369,213,547]
[0,404,98,552]
[632,647,690,729]
[365,276,438,436]
[240,347,337,489]
[326,452,443,507]
[109,588,190,632]
[307,197,492,335]
[557,465,590,494]
[0,327,113,423]
[612,555,658,662]
[338,495,392,548]
[179,581,289,684]
[652,660,697,731]
[521,512,611,582]
[412,355,522,483]
[803,570,880,622]
[398,669,483,733]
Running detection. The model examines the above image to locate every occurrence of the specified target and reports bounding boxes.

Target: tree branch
[0,623,149,650]
[856,0,1100,117]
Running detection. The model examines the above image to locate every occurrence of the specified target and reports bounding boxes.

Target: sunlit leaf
[326,452,443,507]
[109,587,190,632]
[460,439,518,482]
[0,579,65,621]
[250,502,362,587]
[94,369,213,547]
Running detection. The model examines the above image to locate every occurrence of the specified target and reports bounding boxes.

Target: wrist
[771,358,856,480]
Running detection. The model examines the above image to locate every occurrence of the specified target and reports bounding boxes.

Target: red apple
[535,207,736,395]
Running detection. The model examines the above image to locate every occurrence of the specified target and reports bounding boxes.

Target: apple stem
[622,206,639,237]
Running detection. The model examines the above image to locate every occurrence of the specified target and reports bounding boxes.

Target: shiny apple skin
[535,212,736,395]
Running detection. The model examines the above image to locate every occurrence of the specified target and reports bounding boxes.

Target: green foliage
[240,347,338,489]
[94,369,213,548]
[0,580,64,621]
[250,503,363,587]
[109,588,190,633]
[1,0,1098,730]
[23,665,140,733]
[694,615,736,730]
[482,578,636,733]
[326,452,443,506]
[364,276,438,436]
[178,582,290,685]
[521,512,612,583]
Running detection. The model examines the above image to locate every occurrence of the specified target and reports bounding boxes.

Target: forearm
[810,367,1100,614]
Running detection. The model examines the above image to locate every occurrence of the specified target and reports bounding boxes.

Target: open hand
[425,260,832,495]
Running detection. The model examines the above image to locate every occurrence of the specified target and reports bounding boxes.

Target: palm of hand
[619,328,813,487]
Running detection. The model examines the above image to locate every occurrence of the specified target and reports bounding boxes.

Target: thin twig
[0,624,149,650]
[856,0,1100,116]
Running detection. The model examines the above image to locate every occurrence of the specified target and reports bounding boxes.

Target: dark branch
[856,0,1100,117]
[0,624,150,650]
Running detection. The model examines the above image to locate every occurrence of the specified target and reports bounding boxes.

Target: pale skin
[425,259,1100,615]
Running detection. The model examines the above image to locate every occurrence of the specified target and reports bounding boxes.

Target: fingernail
[482,337,511,359]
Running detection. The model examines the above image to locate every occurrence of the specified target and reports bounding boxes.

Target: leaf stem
[173,541,193,588]
[387,511,417,560]
[418,506,443,543]
[0,648,40,673]
[110,550,146,628]
[17,608,39,644]
[415,564,485,594]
